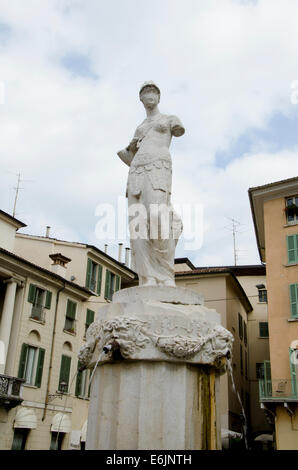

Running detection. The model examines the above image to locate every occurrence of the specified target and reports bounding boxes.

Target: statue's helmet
[139,81,161,97]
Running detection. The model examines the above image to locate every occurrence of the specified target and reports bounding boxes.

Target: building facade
[249,176,298,450]
[0,212,135,450]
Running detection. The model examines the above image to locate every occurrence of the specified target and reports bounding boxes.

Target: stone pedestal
[79,287,233,450]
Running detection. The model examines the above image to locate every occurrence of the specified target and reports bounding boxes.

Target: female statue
[117,81,185,287]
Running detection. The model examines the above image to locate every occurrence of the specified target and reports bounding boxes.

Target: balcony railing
[259,379,298,401]
[0,374,25,408]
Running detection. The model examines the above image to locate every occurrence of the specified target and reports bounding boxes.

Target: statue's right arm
[117,138,138,167]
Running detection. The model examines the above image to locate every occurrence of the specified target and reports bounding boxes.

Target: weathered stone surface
[113,285,204,305]
[78,296,233,370]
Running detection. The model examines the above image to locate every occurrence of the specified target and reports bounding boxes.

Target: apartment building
[249,176,298,450]
[0,210,135,450]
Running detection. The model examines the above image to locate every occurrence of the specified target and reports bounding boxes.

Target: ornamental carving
[78,312,234,369]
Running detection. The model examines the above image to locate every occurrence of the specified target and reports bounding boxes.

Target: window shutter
[105,270,111,300]
[238,313,243,339]
[287,235,298,264]
[18,343,28,379]
[86,309,95,328]
[59,355,71,392]
[35,348,45,387]
[28,284,36,304]
[290,284,298,318]
[75,364,83,397]
[289,348,297,397]
[97,265,103,295]
[45,290,52,309]
[66,300,77,320]
[115,275,120,292]
[85,258,93,289]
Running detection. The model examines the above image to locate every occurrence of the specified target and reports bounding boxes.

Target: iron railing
[0,374,25,408]
[259,379,298,400]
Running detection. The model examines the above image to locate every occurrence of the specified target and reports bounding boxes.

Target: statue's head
[139,81,160,108]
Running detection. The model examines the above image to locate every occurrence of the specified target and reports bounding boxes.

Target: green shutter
[86,309,95,328]
[18,344,28,379]
[28,284,36,304]
[35,348,45,387]
[287,235,298,264]
[263,360,272,397]
[290,284,298,318]
[75,366,82,397]
[289,348,298,397]
[45,291,52,309]
[85,258,93,289]
[96,265,103,295]
[115,275,120,292]
[66,300,76,320]
[105,270,111,300]
[58,355,71,392]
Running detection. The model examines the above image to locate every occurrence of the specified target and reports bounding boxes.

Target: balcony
[0,374,25,409]
[259,379,298,402]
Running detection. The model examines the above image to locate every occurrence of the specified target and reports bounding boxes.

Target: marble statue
[78,83,234,450]
[117,81,185,288]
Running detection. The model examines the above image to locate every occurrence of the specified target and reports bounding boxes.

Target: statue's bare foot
[143,277,157,286]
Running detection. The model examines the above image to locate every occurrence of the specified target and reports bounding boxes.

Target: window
[85,309,95,336]
[104,270,120,301]
[259,322,269,338]
[243,322,247,346]
[85,258,103,295]
[75,361,91,398]
[28,284,52,322]
[11,429,29,450]
[286,196,298,224]
[258,289,267,303]
[238,313,243,340]
[290,284,298,318]
[287,235,298,265]
[240,344,243,375]
[256,363,264,379]
[58,355,71,392]
[50,432,64,450]
[64,300,77,333]
[18,344,45,387]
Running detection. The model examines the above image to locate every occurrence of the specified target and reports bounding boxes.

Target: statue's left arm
[169,115,185,137]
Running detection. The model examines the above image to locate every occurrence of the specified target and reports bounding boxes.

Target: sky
[1,0,298,268]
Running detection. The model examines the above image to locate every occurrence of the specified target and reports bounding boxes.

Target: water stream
[226,357,249,450]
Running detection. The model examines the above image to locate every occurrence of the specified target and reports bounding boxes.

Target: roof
[0,209,26,229]
[0,247,92,296]
[16,233,137,279]
[174,258,196,270]
[175,267,253,313]
[249,176,298,262]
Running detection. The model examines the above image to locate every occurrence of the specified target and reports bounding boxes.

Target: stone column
[79,286,234,450]
[0,278,18,374]
[4,283,25,375]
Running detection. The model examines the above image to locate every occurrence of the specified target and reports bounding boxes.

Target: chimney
[104,244,108,254]
[46,226,51,238]
[49,253,71,278]
[125,247,130,268]
[118,243,123,263]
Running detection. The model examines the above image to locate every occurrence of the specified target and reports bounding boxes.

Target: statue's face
[140,86,160,109]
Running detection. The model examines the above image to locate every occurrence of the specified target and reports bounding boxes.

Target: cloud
[0,0,298,266]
